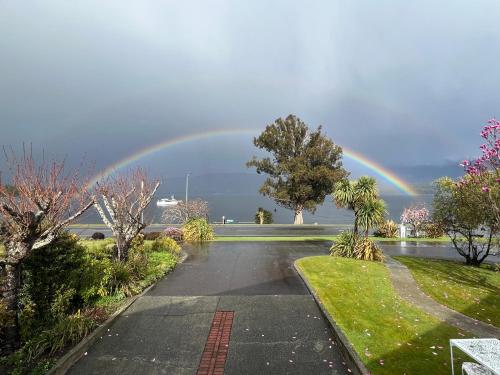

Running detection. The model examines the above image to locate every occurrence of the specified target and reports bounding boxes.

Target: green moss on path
[296,256,472,375]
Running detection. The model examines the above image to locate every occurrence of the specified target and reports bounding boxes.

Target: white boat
[156,196,180,207]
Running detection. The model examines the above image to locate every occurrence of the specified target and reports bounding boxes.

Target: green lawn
[296,256,471,375]
[394,256,500,327]
[214,235,450,242]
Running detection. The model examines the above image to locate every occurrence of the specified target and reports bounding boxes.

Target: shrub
[421,222,445,238]
[25,312,96,361]
[331,231,384,262]
[163,227,183,242]
[354,237,384,261]
[374,220,399,238]
[143,231,162,241]
[182,218,214,243]
[330,231,357,258]
[19,234,89,339]
[254,208,273,224]
[151,237,181,256]
[91,232,105,240]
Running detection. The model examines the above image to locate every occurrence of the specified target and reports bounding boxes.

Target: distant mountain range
[157,162,464,197]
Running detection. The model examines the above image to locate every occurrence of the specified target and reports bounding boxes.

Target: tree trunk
[353,217,359,236]
[1,263,21,355]
[465,256,481,267]
[293,208,304,225]
[115,235,131,262]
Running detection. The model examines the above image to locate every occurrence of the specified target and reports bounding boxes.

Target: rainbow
[89,129,418,196]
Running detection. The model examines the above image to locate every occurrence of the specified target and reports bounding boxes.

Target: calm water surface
[78,193,433,224]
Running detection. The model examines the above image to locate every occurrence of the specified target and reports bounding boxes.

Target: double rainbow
[89,129,417,196]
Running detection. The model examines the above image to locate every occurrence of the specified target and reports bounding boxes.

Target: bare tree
[93,169,160,261]
[0,150,92,354]
[162,198,209,224]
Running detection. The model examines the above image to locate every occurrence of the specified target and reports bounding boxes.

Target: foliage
[254,207,273,224]
[433,176,497,266]
[330,231,357,258]
[18,234,90,340]
[333,177,386,236]
[91,232,105,240]
[182,218,214,243]
[296,256,472,375]
[460,118,499,231]
[163,227,183,242]
[401,205,429,237]
[0,150,93,354]
[374,220,399,238]
[330,231,384,262]
[247,114,347,224]
[151,237,181,256]
[355,237,384,261]
[421,222,445,238]
[0,233,178,373]
[395,257,500,327]
[143,231,161,241]
[162,199,209,224]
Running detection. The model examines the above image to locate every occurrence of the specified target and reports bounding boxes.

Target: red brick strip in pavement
[197,311,234,375]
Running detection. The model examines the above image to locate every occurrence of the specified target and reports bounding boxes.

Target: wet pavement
[68,242,349,375]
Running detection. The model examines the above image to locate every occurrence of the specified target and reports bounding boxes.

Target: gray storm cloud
[1,0,499,177]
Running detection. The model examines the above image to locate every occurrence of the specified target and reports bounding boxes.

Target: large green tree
[433,174,498,266]
[247,115,347,224]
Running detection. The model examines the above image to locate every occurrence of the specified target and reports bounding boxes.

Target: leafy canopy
[247,114,347,213]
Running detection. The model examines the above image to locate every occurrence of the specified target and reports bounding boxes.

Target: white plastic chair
[462,362,494,375]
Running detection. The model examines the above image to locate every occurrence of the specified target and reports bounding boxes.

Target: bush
[331,231,384,262]
[374,220,399,238]
[182,218,214,243]
[143,231,162,241]
[354,237,384,261]
[19,234,90,339]
[22,312,97,361]
[91,232,105,240]
[254,208,273,224]
[421,222,445,238]
[151,237,181,256]
[330,231,357,258]
[163,227,183,242]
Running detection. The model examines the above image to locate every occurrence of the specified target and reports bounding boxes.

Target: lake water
[79,193,434,225]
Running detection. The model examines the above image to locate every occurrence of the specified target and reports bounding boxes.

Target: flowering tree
[432,119,499,266]
[460,118,500,229]
[93,169,160,261]
[400,205,429,237]
[0,151,92,353]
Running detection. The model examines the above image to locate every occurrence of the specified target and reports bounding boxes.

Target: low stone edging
[293,260,370,375]
[48,250,189,375]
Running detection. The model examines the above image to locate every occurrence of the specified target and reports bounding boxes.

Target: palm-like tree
[333,176,379,235]
[357,198,387,237]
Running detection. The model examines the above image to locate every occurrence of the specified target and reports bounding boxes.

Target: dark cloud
[1,0,499,180]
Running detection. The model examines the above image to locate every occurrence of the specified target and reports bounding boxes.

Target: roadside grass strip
[296,256,473,375]
[394,256,500,327]
[213,236,450,242]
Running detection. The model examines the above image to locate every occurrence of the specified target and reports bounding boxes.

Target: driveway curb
[293,260,370,375]
[48,250,189,375]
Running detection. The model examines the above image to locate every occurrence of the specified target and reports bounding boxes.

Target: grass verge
[394,256,500,327]
[296,256,472,375]
[213,236,450,242]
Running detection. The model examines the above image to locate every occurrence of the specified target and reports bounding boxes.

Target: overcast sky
[1,0,499,180]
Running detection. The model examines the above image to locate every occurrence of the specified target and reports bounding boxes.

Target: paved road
[68,242,350,374]
[70,224,348,238]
